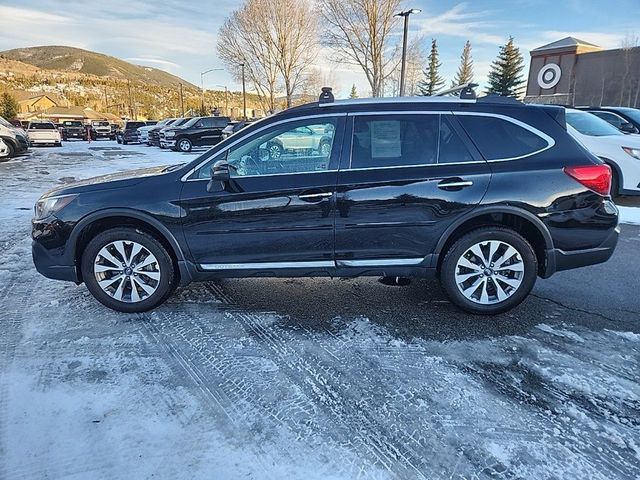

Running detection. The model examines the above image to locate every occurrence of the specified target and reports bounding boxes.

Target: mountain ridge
[0,45,197,89]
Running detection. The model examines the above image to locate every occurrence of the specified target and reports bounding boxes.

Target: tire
[440,227,538,315]
[6,141,15,158]
[267,142,283,159]
[54,142,62,147]
[81,227,176,313]
[177,138,192,152]
[116,138,122,144]
[610,168,620,198]
[319,140,331,156]
[122,139,128,145]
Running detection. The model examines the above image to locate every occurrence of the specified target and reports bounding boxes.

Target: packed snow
[0,142,639,480]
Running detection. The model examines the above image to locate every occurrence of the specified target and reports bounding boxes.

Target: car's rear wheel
[5,142,15,158]
[440,227,537,315]
[177,138,192,152]
[319,140,331,156]
[81,228,176,313]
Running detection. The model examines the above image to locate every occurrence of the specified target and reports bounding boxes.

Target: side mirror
[207,160,235,192]
[620,122,637,134]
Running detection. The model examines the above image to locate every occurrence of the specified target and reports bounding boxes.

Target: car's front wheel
[440,227,537,315]
[177,138,192,152]
[81,228,176,313]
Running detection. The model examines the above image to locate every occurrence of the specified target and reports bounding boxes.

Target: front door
[335,112,491,268]
[180,115,345,271]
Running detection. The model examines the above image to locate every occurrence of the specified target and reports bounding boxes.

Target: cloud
[125,57,181,71]
[412,3,507,46]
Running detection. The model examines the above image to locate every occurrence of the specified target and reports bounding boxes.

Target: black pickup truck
[60,121,88,141]
[161,116,231,152]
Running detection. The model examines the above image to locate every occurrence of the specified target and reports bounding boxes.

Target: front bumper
[160,138,176,148]
[32,240,79,282]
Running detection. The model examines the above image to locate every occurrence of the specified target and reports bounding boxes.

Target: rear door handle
[437,178,474,190]
[299,192,333,202]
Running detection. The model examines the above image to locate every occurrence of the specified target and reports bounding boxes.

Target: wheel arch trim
[70,208,188,263]
[433,205,554,258]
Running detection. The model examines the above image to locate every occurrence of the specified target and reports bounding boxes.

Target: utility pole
[179,83,185,117]
[103,86,108,111]
[241,63,247,120]
[395,9,421,97]
[127,80,134,119]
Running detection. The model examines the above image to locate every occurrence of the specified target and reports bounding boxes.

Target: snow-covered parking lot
[1,141,639,479]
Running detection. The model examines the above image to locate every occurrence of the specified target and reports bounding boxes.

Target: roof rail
[435,82,478,99]
[477,94,522,105]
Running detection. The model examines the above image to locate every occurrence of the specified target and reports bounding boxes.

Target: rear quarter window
[457,115,550,160]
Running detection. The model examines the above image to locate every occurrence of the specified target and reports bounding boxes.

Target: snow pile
[618,206,640,225]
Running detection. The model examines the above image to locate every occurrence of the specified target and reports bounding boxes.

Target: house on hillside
[17,94,58,114]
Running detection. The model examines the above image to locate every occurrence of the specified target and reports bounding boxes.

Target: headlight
[165,131,176,138]
[622,147,640,160]
[34,194,77,220]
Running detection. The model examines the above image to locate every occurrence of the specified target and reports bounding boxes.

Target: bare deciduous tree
[262,0,318,107]
[319,0,403,97]
[217,6,280,113]
[217,0,317,112]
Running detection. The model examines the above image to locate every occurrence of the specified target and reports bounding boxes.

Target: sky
[0,0,639,98]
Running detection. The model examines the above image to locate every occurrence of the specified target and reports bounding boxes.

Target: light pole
[201,68,224,112]
[394,8,421,97]
[240,63,247,120]
[213,84,229,116]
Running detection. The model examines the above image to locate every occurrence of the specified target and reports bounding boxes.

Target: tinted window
[439,116,474,164]
[125,122,146,129]
[196,118,339,179]
[591,111,626,128]
[458,115,549,160]
[566,111,622,137]
[351,115,438,169]
[63,121,83,127]
[29,122,56,130]
[614,108,640,124]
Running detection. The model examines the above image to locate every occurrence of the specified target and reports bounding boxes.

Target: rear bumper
[544,226,619,277]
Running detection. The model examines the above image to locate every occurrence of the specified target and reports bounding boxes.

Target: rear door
[334,112,491,268]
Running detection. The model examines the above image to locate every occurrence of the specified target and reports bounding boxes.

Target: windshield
[181,118,201,128]
[172,118,191,127]
[94,121,109,127]
[614,107,640,124]
[63,121,82,127]
[566,111,623,137]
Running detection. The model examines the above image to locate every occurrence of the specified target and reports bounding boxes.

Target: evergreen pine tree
[486,36,525,97]
[451,40,474,88]
[0,92,19,120]
[418,39,445,96]
[349,84,358,99]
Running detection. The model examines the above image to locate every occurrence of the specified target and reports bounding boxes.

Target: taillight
[563,165,612,196]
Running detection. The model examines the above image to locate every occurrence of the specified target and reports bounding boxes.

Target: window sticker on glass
[370,121,401,158]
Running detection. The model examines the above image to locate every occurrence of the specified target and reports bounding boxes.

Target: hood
[42,165,172,198]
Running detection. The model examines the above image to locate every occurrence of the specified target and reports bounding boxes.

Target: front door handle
[299,191,333,202]
[437,178,474,190]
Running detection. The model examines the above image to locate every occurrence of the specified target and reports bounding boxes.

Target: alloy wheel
[93,240,161,303]
[179,139,191,152]
[454,240,524,305]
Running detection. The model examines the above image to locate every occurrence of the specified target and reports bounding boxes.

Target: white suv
[27,121,62,147]
[0,116,29,157]
[565,109,640,196]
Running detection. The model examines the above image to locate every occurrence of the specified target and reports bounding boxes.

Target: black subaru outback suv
[32,87,619,315]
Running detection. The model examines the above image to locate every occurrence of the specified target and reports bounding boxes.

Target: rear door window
[351,115,438,169]
[439,116,475,164]
[457,115,550,160]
